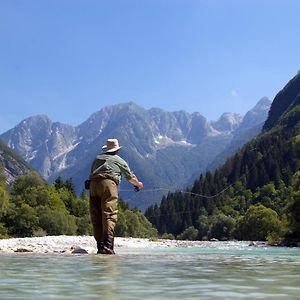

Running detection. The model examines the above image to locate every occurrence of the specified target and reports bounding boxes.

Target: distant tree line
[0,169,157,239]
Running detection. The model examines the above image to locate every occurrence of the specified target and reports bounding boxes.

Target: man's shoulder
[114,155,127,164]
[95,153,124,161]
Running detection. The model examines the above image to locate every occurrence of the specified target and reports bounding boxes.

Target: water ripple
[0,243,300,300]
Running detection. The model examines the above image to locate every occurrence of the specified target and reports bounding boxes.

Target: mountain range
[0,98,271,210]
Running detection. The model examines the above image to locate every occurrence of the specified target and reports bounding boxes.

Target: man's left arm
[129,175,143,188]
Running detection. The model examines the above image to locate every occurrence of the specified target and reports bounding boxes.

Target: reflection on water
[0,242,300,300]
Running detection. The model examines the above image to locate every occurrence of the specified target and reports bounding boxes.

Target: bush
[38,207,77,235]
[8,203,39,237]
[115,201,157,238]
[0,184,10,217]
[237,204,282,240]
[208,214,236,240]
[33,228,47,237]
[12,172,45,195]
[0,223,8,239]
[284,171,300,240]
[177,226,198,241]
[161,233,175,240]
[115,210,128,237]
[75,215,91,235]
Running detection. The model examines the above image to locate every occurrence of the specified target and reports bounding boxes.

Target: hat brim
[102,145,122,153]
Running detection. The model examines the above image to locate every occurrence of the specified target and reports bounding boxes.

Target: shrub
[161,233,175,240]
[177,226,198,241]
[38,207,77,235]
[237,204,282,240]
[8,203,39,237]
[208,214,236,240]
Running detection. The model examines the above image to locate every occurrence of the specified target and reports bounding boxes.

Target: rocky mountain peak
[238,97,271,132]
[252,97,272,111]
[211,112,243,133]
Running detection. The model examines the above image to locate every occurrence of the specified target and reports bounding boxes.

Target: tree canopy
[0,170,157,239]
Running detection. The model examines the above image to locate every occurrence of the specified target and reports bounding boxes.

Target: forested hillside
[145,73,300,245]
[263,73,300,130]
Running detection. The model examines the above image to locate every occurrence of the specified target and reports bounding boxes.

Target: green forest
[145,167,300,244]
[0,170,157,239]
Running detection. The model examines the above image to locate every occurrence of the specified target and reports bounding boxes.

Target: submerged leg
[98,236,115,255]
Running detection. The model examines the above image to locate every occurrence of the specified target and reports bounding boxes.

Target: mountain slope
[0,138,33,183]
[1,115,78,179]
[263,73,300,130]
[145,72,300,242]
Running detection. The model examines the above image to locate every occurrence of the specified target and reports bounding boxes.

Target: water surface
[0,242,300,300]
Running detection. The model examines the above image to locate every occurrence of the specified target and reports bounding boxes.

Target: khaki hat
[102,138,122,153]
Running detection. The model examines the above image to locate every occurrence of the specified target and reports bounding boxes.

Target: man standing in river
[89,138,143,254]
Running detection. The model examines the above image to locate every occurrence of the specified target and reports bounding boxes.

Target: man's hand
[129,176,143,189]
[136,181,143,188]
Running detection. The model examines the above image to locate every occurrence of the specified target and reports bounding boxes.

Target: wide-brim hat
[102,138,122,153]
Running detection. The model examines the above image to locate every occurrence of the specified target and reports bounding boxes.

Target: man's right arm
[129,175,143,188]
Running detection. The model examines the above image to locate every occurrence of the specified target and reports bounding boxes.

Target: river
[0,241,299,299]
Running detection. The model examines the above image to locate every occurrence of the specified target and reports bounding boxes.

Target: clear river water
[0,241,299,300]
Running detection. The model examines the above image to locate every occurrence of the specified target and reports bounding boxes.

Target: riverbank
[0,236,210,254]
[0,236,258,254]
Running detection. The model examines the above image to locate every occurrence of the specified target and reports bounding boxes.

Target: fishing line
[118,136,281,220]
[119,186,233,199]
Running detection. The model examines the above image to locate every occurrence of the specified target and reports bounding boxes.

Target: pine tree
[54,176,64,190]
[64,178,76,196]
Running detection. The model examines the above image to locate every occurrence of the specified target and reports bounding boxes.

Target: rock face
[208,97,272,170]
[1,115,77,179]
[0,99,271,209]
[238,97,271,132]
[211,112,243,133]
[0,138,33,184]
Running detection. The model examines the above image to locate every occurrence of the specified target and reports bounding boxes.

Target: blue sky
[0,0,299,133]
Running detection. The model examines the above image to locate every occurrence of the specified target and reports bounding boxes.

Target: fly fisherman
[89,138,143,254]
